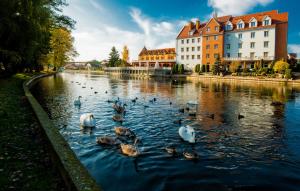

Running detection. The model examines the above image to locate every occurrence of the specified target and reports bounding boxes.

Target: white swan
[74,96,82,106]
[80,113,96,128]
[178,125,195,143]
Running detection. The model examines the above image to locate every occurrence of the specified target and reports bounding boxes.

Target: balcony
[223,56,274,61]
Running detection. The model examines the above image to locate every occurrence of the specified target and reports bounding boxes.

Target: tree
[46,27,77,70]
[108,46,120,67]
[178,64,184,74]
[274,60,289,74]
[229,61,241,73]
[121,45,129,66]
[213,54,221,75]
[195,64,200,73]
[0,0,75,75]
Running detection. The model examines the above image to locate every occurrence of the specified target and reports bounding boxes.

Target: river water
[31,72,300,191]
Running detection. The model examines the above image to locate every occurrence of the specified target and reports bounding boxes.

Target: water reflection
[31,72,300,191]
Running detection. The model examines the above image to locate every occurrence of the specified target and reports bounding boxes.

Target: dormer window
[189,29,196,36]
[237,20,244,29]
[206,27,210,32]
[225,21,233,31]
[249,17,257,28]
[262,16,272,26]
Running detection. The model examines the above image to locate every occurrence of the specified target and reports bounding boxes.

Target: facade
[176,10,288,71]
[132,47,176,68]
[176,20,203,70]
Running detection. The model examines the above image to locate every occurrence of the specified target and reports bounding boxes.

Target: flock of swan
[71,80,245,160]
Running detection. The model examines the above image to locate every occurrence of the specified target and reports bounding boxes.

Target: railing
[131,59,176,63]
[223,56,274,61]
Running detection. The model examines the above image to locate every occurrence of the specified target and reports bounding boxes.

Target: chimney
[195,20,200,30]
[188,21,194,30]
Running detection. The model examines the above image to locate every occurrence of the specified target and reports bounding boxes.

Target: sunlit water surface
[31,72,300,191]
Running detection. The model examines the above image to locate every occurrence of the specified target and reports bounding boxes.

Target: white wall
[176,37,202,70]
[224,27,276,60]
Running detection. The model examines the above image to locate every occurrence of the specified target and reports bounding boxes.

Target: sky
[62,0,300,61]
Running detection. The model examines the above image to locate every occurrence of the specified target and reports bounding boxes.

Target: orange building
[132,47,176,68]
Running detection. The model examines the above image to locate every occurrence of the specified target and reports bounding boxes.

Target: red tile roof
[177,10,288,39]
[139,47,176,56]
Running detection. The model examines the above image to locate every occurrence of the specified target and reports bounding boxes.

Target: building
[132,47,176,68]
[176,10,288,71]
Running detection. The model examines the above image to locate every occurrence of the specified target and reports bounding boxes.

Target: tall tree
[121,45,129,66]
[108,46,120,67]
[46,27,78,70]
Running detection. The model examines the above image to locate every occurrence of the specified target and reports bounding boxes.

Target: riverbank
[0,73,66,190]
[187,73,300,85]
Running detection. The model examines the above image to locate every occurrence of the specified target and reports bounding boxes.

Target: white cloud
[207,0,274,16]
[288,44,300,55]
[89,0,105,12]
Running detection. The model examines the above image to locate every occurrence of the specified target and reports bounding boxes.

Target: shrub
[274,61,289,74]
[229,61,241,73]
[285,69,292,79]
[178,64,184,74]
[211,65,217,75]
[172,64,178,74]
[200,65,205,73]
[195,64,200,73]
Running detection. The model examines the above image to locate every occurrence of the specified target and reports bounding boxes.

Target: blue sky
[63,0,300,61]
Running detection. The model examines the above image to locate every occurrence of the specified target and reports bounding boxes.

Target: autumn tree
[45,27,78,71]
[121,45,129,66]
[274,60,289,74]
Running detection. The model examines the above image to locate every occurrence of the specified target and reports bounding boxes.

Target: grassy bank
[0,73,65,190]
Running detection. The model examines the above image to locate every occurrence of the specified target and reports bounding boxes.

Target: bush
[172,64,179,74]
[195,64,200,73]
[200,65,205,73]
[285,69,292,79]
[229,61,241,73]
[211,65,217,75]
[178,64,184,74]
[274,61,289,74]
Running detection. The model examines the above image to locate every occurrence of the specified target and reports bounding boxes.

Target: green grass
[0,73,65,191]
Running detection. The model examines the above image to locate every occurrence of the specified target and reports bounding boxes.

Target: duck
[178,125,195,143]
[165,146,177,155]
[82,86,86,88]
[96,136,118,145]
[107,99,114,103]
[238,114,245,120]
[94,91,98,94]
[183,151,198,160]
[90,87,93,89]
[173,119,182,125]
[114,126,135,138]
[105,91,108,94]
[112,115,124,123]
[112,103,126,114]
[80,113,96,128]
[74,96,82,106]
[178,108,184,113]
[153,98,157,102]
[120,143,139,157]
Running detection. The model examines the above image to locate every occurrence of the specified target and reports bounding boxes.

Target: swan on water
[183,151,198,160]
[178,125,195,143]
[114,126,135,138]
[80,113,96,128]
[112,115,124,123]
[120,143,139,157]
[74,96,82,106]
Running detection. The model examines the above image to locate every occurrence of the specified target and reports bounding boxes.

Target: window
[206,27,210,32]
[186,47,189,52]
[192,39,195,43]
[187,39,189,44]
[186,55,189,60]
[214,54,219,58]
[250,21,256,27]
[192,55,195,59]
[214,35,218,40]
[214,44,218,49]
[264,31,269,37]
[227,53,230,58]
[263,19,270,26]
[198,38,200,43]
[250,52,255,59]
[215,26,219,31]
[238,33,243,39]
[238,43,242,49]
[251,32,255,38]
[206,54,210,58]
[181,40,184,44]
[226,44,230,49]
[181,55,184,60]
[237,21,244,29]
[181,48,184,52]
[206,36,210,41]
[226,24,232,30]
[206,45,210,50]
[264,52,269,57]
[197,55,201,59]
[197,46,201,51]
[192,47,195,51]
[264,41,269,48]
[238,53,242,58]
[250,42,255,48]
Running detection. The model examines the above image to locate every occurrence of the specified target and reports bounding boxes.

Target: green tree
[178,64,184,74]
[46,28,77,70]
[274,60,289,74]
[108,46,120,67]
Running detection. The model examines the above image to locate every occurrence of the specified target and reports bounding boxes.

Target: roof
[176,10,288,39]
[138,47,176,56]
